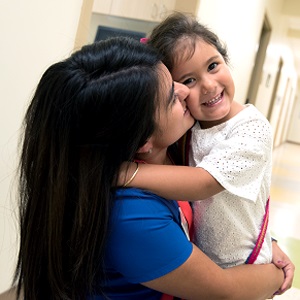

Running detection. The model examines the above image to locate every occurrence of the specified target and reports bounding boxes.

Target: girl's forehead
[173,37,203,66]
[176,39,219,61]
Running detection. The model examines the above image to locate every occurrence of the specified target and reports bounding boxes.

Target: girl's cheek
[187,95,199,107]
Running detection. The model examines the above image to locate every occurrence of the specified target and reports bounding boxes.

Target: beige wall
[0,0,87,293]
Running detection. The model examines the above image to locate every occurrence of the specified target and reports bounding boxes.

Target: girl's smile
[201,91,224,107]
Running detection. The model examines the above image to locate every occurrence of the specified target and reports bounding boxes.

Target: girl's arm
[271,240,295,294]
[120,162,223,200]
[142,244,284,300]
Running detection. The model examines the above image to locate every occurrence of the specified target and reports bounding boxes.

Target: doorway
[246,15,272,105]
[267,58,283,121]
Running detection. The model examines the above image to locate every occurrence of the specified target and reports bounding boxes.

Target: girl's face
[152,63,195,149]
[171,39,235,128]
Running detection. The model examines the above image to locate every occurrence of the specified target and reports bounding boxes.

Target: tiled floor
[268,142,300,299]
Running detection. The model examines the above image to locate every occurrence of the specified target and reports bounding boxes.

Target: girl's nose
[201,77,216,95]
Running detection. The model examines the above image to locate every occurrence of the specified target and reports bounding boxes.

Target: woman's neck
[136,148,172,165]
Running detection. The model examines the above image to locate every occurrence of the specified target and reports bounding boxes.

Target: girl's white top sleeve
[190,104,273,202]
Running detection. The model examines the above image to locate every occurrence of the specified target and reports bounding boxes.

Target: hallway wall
[287,87,300,143]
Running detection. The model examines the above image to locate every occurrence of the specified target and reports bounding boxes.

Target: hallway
[269,142,300,299]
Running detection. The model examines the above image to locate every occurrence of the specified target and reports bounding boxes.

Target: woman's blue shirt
[91,188,192,299]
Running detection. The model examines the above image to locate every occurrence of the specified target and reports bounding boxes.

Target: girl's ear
[137,137,154,154]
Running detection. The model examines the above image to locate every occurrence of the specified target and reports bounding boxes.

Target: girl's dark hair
[14,37,162,300]
[148,12,229,72]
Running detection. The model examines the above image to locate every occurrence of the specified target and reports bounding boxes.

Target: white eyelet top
[190,104,272,268]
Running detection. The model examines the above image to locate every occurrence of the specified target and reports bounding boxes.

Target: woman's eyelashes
[172,93,179,104]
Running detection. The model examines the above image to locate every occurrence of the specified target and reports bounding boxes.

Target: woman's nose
[174,81,190,101]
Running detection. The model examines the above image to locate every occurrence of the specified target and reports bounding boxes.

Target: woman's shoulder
[113,188,179,218]
[115,187,167,201]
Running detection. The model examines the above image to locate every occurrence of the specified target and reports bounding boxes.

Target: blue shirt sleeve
[106,188,193,283]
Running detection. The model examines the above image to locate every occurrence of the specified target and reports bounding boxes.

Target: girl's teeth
[203,94,221,106]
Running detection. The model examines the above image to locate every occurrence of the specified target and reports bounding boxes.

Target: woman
[13,37,284,300]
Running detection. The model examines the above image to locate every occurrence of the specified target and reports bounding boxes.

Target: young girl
[123,12,294,293]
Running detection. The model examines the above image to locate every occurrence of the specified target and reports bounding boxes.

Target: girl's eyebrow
[176,73,192,82]
[207,55,220,64]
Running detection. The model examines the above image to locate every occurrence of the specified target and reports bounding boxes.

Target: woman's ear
[137,137,154,154]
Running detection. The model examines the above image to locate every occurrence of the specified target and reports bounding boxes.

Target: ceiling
[282,0,300,77]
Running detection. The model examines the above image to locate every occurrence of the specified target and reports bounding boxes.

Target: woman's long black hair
[14,37,162,300]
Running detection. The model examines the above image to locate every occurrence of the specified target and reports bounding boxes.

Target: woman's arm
[143,244,284,300]
[121,162,223,200]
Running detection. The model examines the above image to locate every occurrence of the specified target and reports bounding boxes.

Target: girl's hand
[271,240,295,295]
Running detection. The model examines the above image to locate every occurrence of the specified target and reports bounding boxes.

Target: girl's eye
[182,78,195,86]
[208,62,218,71]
